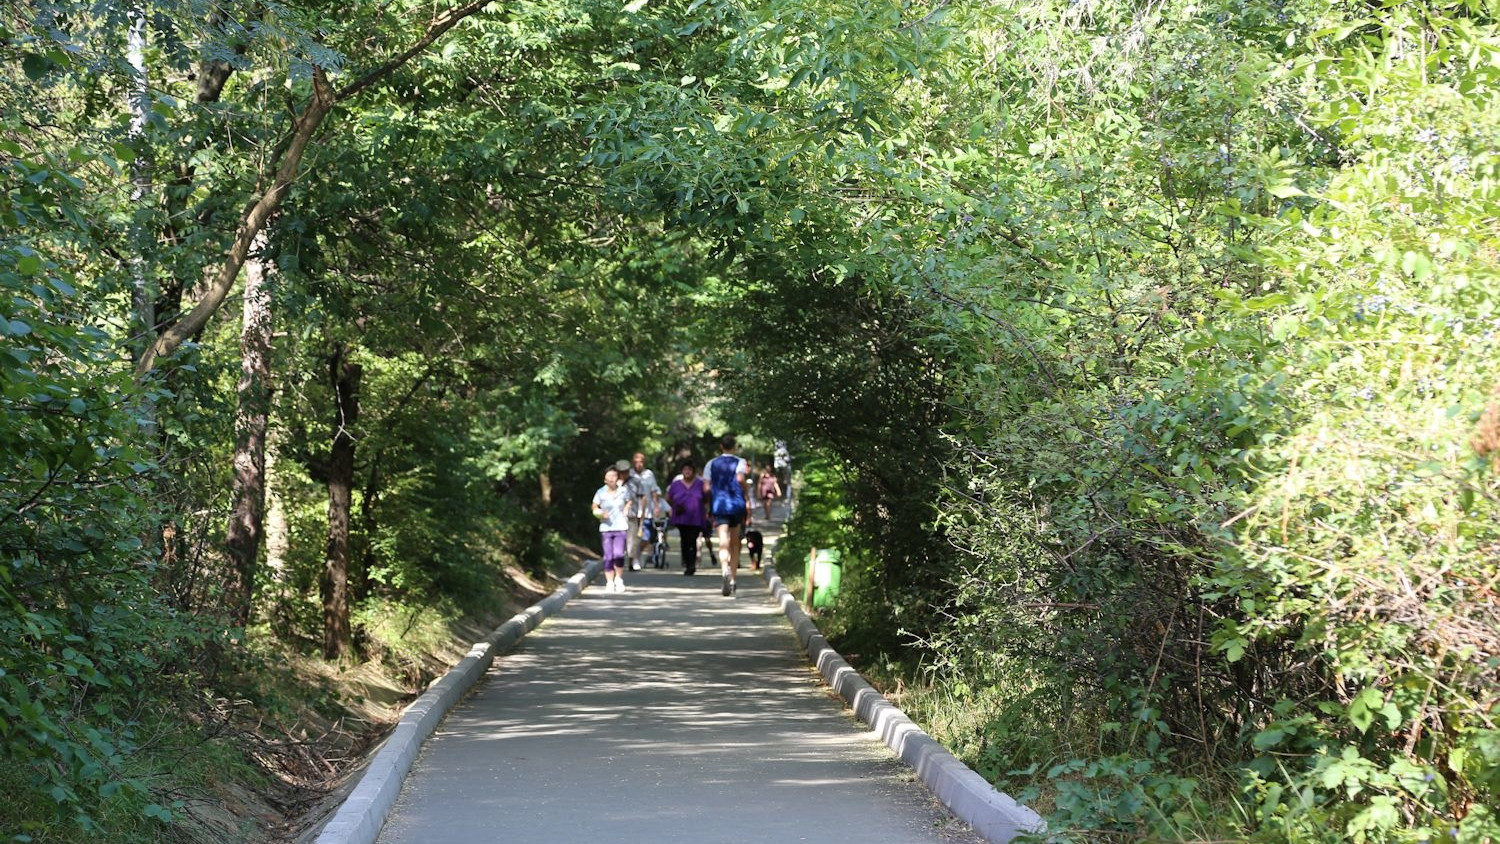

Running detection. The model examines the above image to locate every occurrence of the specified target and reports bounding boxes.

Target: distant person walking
[707,434,751,596]
[625,452,660,572]
[666,461,710,576]
[756,466,782,522]
[773,440,790,501]
[591,466,631,592]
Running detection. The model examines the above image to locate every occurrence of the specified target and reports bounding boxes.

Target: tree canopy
[3,0,1497,841]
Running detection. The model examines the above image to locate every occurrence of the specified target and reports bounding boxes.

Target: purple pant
[601,530,627,571]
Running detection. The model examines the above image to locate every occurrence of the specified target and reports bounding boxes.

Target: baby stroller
[647,516,670,569]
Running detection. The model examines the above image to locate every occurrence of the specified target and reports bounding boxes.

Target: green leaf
[1348,687,1385,733]
[1270,314,1300,341]
[22,54,52,80]
[1379,702,1402,730]
[1241,293,1291,311]
[1223,638,1247,662]
[1400,250,1433,280]
[1252,727,1287,750]
[67,442,94,468]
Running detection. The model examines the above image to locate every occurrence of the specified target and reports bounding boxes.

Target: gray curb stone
[762,563,1046,844]
[312,559,604,844]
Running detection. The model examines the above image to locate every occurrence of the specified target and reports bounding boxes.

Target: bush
[1,147,205,833]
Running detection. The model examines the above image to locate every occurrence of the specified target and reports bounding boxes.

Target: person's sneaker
[631,560,642,571]
[721,575,731,596]
[615,579,626,593]
[731,581,737,596]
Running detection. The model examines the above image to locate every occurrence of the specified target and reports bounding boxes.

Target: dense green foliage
[2,0,1496,841]
[717,1,1500,841]
[1,46,210,835]
[4,0,706,837]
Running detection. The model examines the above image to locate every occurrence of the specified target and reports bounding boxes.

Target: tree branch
[134,0,503,378]
[136,67,337,378]
[334,0,498,102]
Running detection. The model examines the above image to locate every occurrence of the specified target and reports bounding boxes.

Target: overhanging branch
[134,0,502,379]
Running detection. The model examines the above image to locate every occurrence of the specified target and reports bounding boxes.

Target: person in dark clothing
[666,461,710,576]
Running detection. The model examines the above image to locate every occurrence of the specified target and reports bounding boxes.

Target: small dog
[744,529,764,570]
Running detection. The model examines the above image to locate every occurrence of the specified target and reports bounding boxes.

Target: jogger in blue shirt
[707,434,751,596]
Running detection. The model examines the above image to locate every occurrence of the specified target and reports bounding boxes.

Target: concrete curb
[762,563,1046,844]
[313,559,605,844]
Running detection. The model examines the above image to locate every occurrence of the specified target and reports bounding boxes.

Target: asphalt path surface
[373,509,985,844]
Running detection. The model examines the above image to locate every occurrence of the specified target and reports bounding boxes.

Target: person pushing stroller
[623,452,661,571]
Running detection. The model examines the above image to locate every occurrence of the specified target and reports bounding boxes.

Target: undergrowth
[0,704,264,844]
[1,525,570,844]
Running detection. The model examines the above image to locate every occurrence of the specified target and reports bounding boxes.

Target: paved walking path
[372,509,984,844]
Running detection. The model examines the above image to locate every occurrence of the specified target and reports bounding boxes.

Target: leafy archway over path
[4,1,1499,841]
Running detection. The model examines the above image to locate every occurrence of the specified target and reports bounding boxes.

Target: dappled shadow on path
[372,512,985,844]
[447,568,855,758]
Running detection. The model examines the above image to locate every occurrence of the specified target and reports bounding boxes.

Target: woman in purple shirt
[666,461,709,575]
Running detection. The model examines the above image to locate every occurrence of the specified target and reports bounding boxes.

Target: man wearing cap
[623,452,660,572]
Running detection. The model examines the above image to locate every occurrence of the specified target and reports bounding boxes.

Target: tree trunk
[357,458,381,604]
[264,443,290,581]
[126,1,153,367]
[322,344,361,660]
[224,234,274,627]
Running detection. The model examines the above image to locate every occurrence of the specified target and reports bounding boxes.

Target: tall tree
[321,341,361,659]
[223,232,274,627]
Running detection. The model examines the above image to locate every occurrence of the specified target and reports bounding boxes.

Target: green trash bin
[811,549,842,608]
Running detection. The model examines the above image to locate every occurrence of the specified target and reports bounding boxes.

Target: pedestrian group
[591,435,779,596]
